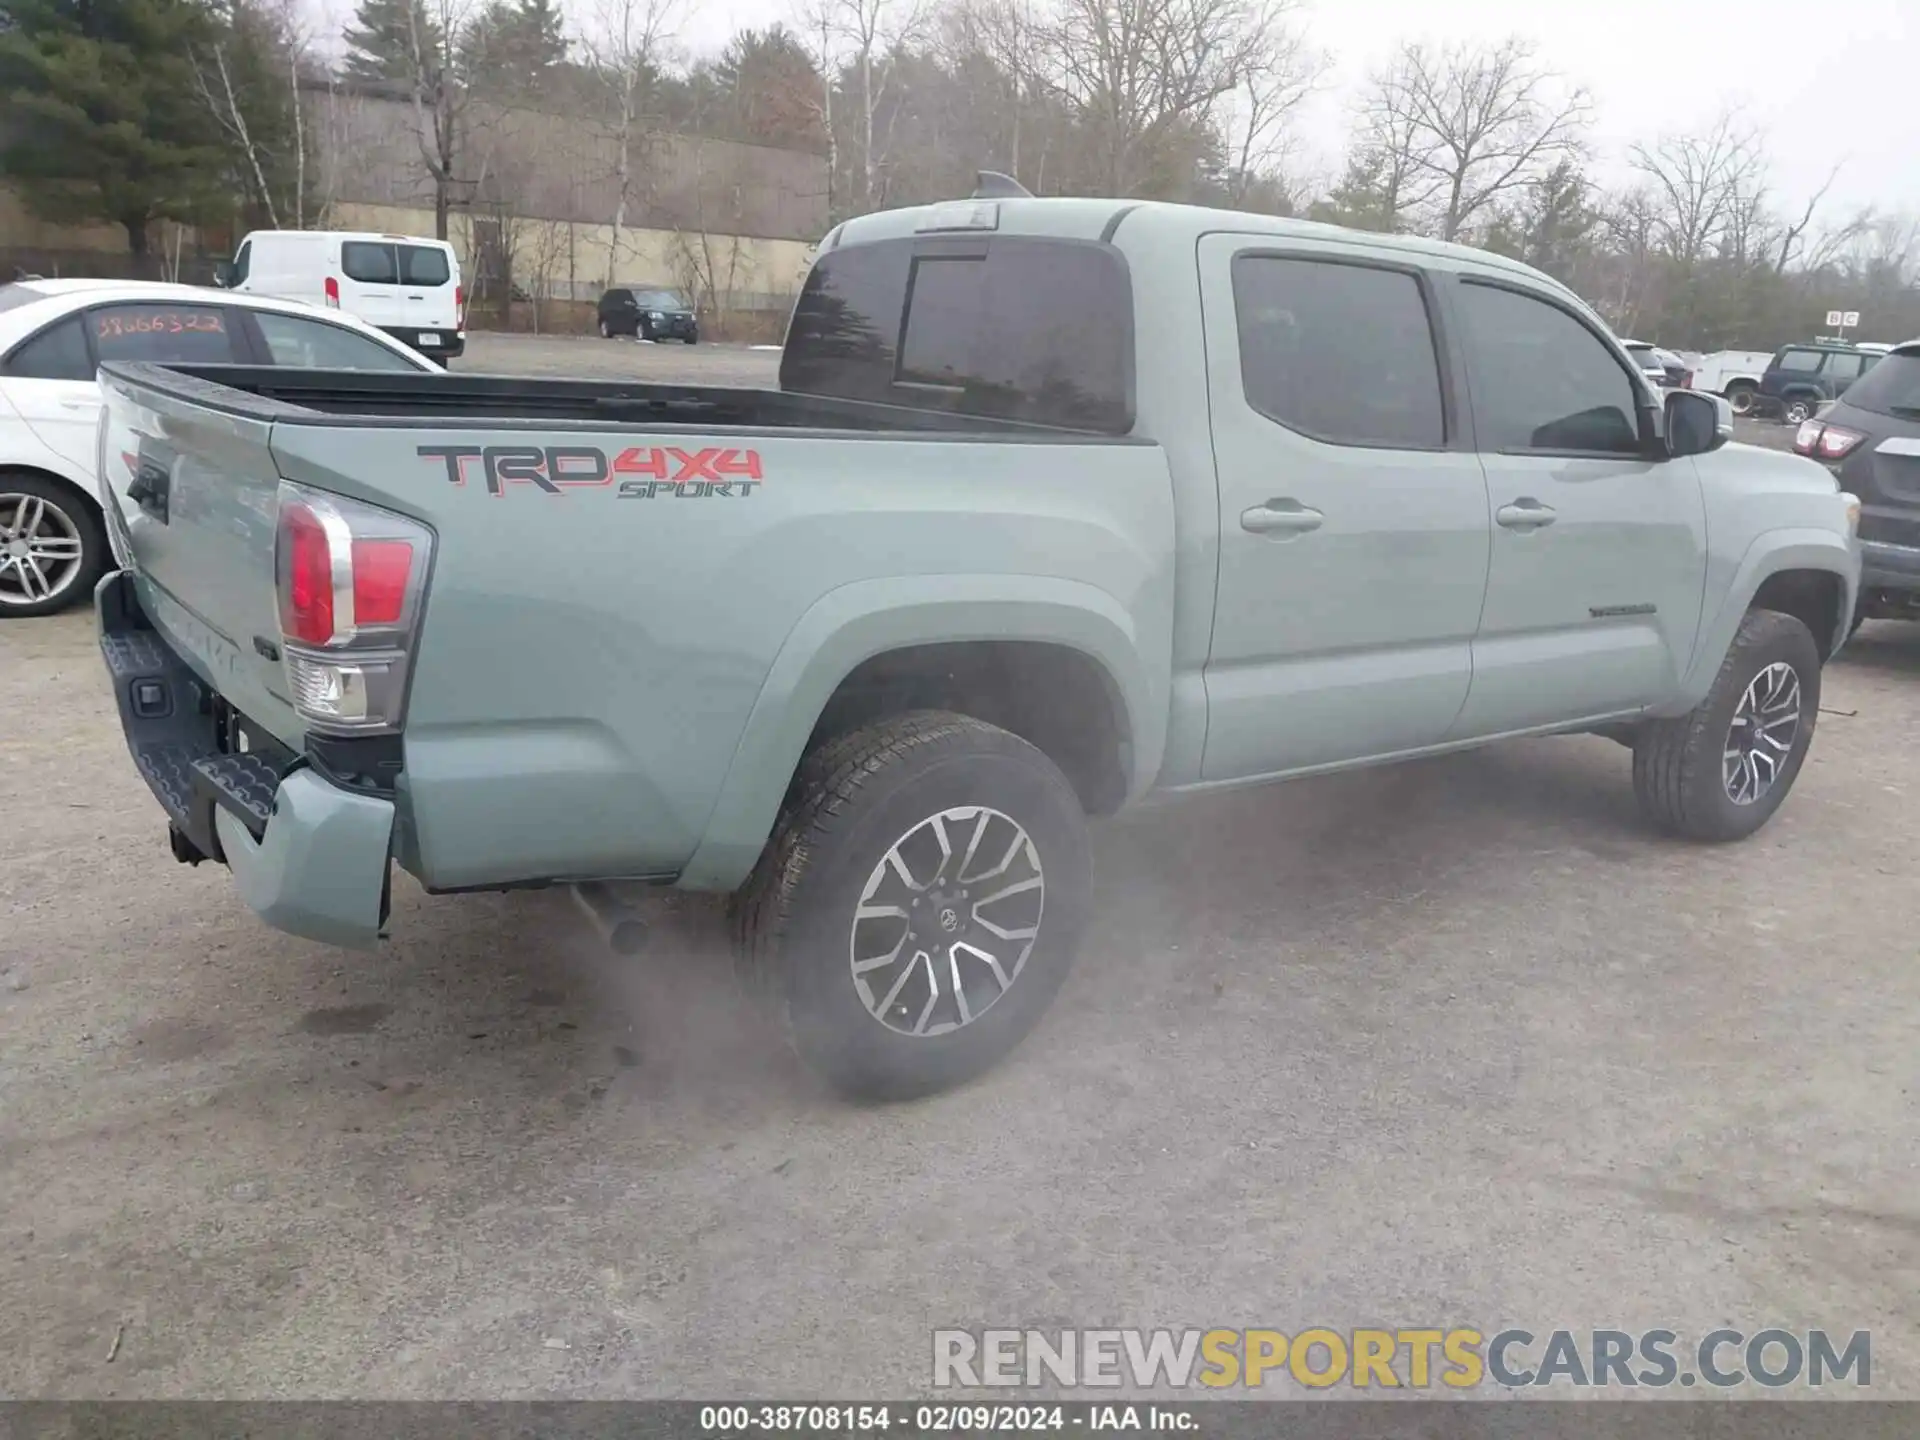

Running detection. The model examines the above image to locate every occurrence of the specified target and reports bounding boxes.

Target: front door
[1444,276,1708,737]
[1199,235,1492,781]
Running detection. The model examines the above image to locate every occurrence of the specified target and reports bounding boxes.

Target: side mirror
[1665,389,1732,458]
[211,262,235,289]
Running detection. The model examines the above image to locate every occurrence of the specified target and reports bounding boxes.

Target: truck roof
[826,195,1579,302]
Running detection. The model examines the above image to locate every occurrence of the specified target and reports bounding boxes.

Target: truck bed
[119,363,1101,436]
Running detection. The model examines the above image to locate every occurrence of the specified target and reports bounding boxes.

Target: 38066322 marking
[417,443,764,498]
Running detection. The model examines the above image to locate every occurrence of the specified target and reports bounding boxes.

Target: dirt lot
[2,333,1915,1399]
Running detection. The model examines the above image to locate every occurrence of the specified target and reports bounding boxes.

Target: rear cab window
[342,241,452,287]
[780,234,1134,433]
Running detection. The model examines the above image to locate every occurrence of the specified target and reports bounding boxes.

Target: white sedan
[0,278,436,617]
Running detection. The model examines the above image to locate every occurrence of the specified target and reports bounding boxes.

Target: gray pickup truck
[93,195,1860,1099]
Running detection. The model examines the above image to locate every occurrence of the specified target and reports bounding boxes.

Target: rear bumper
[96,570,394,948]
[381,326,466,360]
[1860,538,1920,594]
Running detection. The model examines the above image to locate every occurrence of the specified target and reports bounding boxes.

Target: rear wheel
[1725,382,1757,416]
[732,711,1093,1101]
[0,475,107,619]
[598,319,612,338]
[1631,609,1820,842]
[1782,395,1817,425]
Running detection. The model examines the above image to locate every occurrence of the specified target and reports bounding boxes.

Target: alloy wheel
[0,491,86,608]
[1723,661,1802,805]
[849,806,1045,1037]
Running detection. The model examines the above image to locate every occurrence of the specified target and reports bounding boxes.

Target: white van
[217,231,465,364]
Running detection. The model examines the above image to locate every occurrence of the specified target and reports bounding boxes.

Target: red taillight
[1792,421,1865,462]
[324,275,340,308]
[1817,425,1865,460]
[279,500,336,645]
[455,284,466,331]
[274,482,434,734]
[350,538,414,625]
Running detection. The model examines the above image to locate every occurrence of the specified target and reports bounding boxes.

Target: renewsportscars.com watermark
[933,1328,1872,1391]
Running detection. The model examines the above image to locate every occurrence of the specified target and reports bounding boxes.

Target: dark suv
[1791,337,1920,628]
[596,287,699,343]
[1758,343,1880,423]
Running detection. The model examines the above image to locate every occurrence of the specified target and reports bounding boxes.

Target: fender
[1658,527,1860,716]
[678,573,1169,891]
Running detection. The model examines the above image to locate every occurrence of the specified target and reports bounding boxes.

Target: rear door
[1447,276,1706,736]
[338,240,457,335]
[1819,349,1866,400]
[1198,235,1491,779]
[1,312,101,475]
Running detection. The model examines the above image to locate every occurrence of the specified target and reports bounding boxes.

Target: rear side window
[1454,282,1641,455]
[1837,350,1920,417]
[342,242,451,287]
[781,236,1133,433]
[251,311,421,371]
[1823,352,1865,381]
[1776,349,1823,372]
[1232,255,1445,448]
[89,304,240,364]
[4,315,91,380]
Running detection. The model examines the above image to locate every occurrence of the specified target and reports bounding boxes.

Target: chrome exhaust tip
[570,880,650,956]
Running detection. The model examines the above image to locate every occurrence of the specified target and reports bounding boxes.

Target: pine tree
[341,0,443,85]
[461,0,568,98]
[0,0,227,258]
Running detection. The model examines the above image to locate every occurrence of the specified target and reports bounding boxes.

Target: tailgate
[1860,435,1920,549]
[99,363,303,746]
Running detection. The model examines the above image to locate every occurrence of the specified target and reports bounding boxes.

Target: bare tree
[191,41,284,228]
[582,0,684,288]
[1222,10,1323,205]
[400,0,486,239]
[1044,0,1307,197]
[1362,36,1590,242]
[1628,110,1765,266]
[827,0,925,212]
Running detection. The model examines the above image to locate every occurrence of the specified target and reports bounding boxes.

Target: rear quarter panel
[265,422,1178,892]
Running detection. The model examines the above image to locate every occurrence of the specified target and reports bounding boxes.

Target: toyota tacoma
[92,193,1861,1099]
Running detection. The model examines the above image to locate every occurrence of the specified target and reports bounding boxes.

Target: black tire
[0,473,108,619]
[1725,382,1757,416]
[731,710,1093,1101]
[598,319,612,338]
[1631,609,1821,842]
[684,333,699,345]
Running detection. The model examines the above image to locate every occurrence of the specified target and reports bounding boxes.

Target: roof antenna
[972,170,1032,199]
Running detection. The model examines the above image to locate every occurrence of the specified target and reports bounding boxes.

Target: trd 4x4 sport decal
[417,444,764,498]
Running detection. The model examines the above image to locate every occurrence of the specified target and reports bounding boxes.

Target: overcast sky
[666,0,1917,219]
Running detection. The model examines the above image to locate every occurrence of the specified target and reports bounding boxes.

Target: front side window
[1455,282,1641,455]
[1231,254,1445,448]
[252,311,421,371]
[88,304,240,364]
[1776,348,1823,373]
[3,315,92,380]
[232,241,252,285]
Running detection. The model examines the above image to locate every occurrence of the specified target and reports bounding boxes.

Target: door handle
[1240,498,1325,535]
[1496,498,1557,530]
[58,398,98,412]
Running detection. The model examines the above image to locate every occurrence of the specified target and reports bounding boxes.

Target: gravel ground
[1,332,1910,1400]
